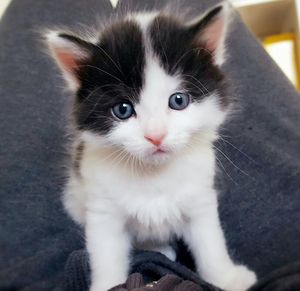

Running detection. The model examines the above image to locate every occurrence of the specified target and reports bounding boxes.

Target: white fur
[130,12,157,32]
[60,8,256,291]
[66,123,257,291]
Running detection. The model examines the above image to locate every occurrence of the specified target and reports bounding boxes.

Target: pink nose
[144,133,166,146]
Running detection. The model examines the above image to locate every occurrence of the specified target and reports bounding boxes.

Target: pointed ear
[46,31,94,91]
[188,2,231,66]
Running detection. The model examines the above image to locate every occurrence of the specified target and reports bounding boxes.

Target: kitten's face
[47,5,230,166]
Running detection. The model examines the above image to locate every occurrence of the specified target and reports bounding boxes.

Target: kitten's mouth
[152,148,169,155]
[154,149,165,153]
[139,147,172,166]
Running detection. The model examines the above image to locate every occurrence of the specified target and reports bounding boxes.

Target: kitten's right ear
[46,31,94,91]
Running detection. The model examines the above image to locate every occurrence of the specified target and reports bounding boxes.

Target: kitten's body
[47,4,257,291]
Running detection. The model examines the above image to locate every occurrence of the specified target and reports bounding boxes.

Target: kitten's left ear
[46,31,94,91]
[188,2,231,66]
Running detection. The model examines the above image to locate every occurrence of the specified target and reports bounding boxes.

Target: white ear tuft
[46,31,92,91]
[189,2,231,66]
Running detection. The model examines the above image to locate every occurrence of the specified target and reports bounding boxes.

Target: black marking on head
[73,20,145,134]
[74,141,84,176]
[149,14,230,108]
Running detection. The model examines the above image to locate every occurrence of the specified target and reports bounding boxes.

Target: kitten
[46,3,257,291]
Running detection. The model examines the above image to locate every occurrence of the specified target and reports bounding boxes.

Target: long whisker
[213,145,251,178]
[181,74,210,95]
[215,155,237,185]
[93,44,125,78]
[96,148,124,164]
[182,79,207,96]
[218,135,257,164]
[78,64,125,85]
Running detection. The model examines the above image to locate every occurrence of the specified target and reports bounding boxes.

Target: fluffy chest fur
[78,141,216,242]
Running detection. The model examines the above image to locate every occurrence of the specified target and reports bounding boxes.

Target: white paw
[90,283,110,291]
[90,278,125,291]
[217,265,257,291]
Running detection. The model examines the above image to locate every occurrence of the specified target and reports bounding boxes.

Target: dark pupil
[119,104,128,115]
[175,95,183,105]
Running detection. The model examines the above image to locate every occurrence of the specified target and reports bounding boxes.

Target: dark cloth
[109,273,216,291]
[0,0,300,290]
[249,261,300,291]
[63,250,221,291]
[63,250,300,291]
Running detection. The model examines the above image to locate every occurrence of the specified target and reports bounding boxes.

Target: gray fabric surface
[0,0,300,290]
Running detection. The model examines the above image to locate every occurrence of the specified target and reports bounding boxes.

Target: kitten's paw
[217,265,257,291]
[90,283,107,291]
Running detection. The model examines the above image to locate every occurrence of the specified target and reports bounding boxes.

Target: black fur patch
[149,14,229,108]
[73,20,145,134]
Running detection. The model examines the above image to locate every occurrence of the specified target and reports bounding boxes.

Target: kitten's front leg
[86,210,131,291]
[183,201,256,291]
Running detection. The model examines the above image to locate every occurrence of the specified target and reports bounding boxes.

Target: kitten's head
[46,3,231,166]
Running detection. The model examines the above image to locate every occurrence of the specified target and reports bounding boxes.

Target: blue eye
[169,92,190,110]
[112,102,134,120]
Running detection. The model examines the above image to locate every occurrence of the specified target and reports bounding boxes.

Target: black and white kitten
[46,3,256,291]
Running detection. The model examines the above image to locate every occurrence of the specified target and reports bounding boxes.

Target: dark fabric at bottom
[63,250,221,291]
[109,273,216,291]
[249,261,300,291]
[63,249,300,291]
